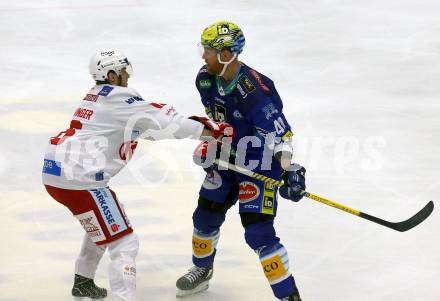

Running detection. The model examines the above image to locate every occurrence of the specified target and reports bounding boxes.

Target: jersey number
[50,120,83,145]
[274,117,286,135]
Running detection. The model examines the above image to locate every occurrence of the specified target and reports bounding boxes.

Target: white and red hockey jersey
[42,84,204,190]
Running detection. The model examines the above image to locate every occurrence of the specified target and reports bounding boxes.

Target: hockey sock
[192,228,220,267]
[258,243,296,299]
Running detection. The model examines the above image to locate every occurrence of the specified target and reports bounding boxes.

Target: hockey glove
[189,116,234,140]
[193,140,218,173]
[279,163,306,202]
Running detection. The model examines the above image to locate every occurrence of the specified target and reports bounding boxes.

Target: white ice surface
[0,1,439,300]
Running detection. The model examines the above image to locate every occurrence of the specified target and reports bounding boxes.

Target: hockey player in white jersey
[42,50,233,301]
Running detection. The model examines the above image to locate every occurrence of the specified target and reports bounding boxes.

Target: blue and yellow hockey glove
[279,163,306,202]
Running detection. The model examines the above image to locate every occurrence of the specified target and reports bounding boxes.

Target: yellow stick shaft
[216,159,360,216]
[213,159,433,232]
[301,192,360,216]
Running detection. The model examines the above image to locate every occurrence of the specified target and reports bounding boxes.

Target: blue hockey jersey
[195,63,293,175]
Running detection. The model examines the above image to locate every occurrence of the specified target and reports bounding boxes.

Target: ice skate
[176,265,213,297]
[279,289,302,301]
[72,274,107,299]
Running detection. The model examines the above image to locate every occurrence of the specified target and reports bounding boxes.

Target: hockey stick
[214,159,434,232]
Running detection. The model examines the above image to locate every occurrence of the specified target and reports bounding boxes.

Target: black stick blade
[359,201,434,232]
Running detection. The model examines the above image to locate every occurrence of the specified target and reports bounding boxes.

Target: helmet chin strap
[217,52,237,77]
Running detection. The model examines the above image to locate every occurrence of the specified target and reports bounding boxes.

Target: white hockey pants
[75,234,107,278]
[75,232,139,301]
[107,232,139,301]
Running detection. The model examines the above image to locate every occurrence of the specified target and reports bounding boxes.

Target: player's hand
[193,140,217,173]
[279,163,306,202]
[189,116,234,140]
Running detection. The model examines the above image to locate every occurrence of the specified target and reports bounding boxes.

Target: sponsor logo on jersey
[165,106,176,116]
[95,171,104,181]
[119,141,138,161]
[74,107,94,120]
[202,170,223,190]
[90,188,128,236]
[236,83,248,99]
[76,210,106,243]
[214,104,227,122]
[205,107,213,120]
[233,109,244,120]
[217,84,226,96]
[239,181,260,203]
[214,96,225,105]
[249,69,270,94]
[125,96,145,104]
[98,85,114,96]
[199,79,212,89]
[149,102,166,109]
[239,75,255,93]
[83,94,99,102]
[42,159,61,176]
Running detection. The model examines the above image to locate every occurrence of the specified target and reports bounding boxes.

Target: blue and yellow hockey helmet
[201,21,245,55]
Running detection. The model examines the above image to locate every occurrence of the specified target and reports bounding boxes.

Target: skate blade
[176,282,209,298]
[72,296,107,301]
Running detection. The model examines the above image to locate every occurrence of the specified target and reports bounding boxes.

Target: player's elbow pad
[274,141,293,157]
[173,117,205,139]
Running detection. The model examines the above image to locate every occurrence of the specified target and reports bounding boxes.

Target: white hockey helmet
[89,50,133,81]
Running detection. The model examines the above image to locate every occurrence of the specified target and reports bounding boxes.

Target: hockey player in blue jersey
[176,21,306,301]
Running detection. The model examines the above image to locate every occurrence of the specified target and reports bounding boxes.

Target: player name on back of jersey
[74,107,94,120]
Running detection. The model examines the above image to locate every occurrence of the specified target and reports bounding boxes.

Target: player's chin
[206,64,219,75]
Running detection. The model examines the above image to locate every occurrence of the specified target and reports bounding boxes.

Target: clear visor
[115,57,133,76]
[197,42,218,58]
[124,63,133,76]
[197,42,206,58]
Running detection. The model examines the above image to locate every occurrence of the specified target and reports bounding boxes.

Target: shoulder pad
[149,102,166,109]
[196,65,214,90]
[97,85,114,97]
[198,65,209,75]
[104,86,144,104]
[247,68,271,95]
